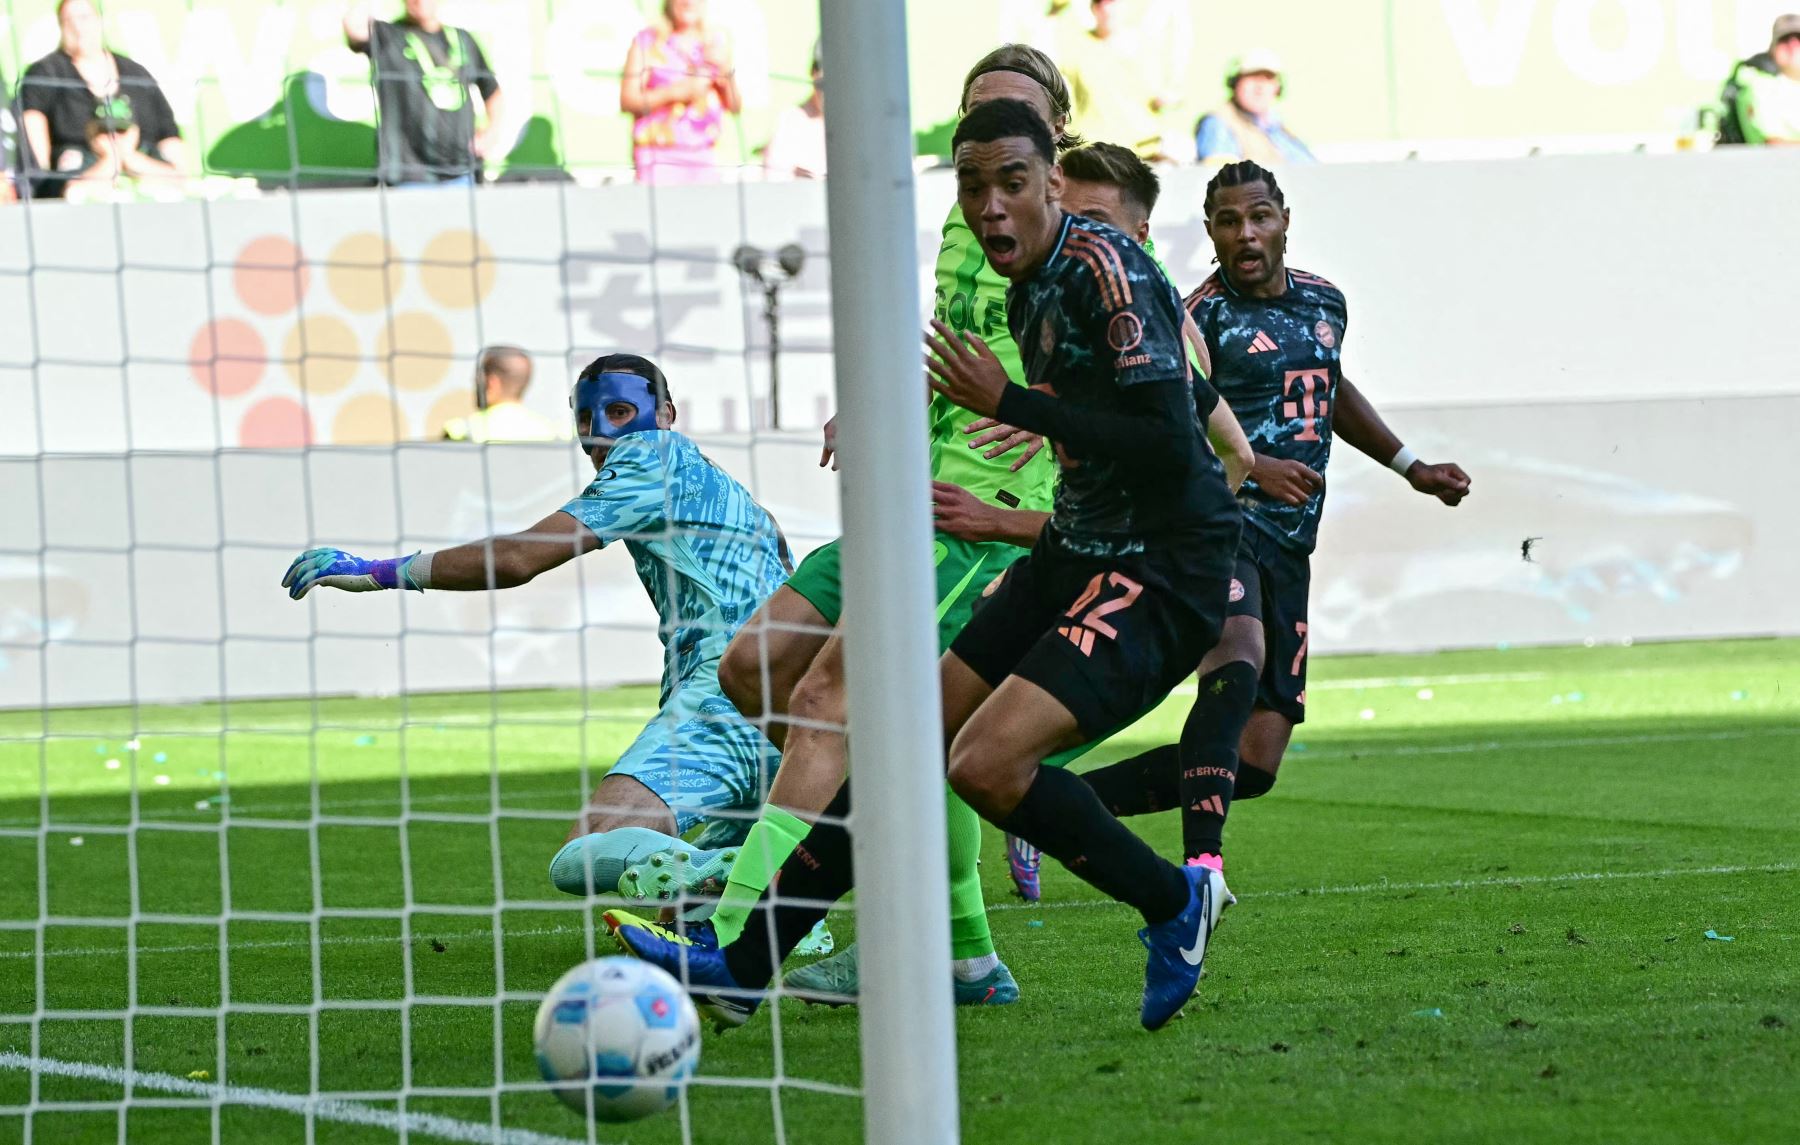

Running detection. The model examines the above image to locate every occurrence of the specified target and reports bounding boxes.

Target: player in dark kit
[609,98,1243,1032]
[1080,159,1471,880]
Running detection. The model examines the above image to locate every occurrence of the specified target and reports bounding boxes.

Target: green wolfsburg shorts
[785,533,1115,768]
[784,534,1024,653]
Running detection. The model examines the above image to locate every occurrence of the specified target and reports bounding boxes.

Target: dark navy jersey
[1186,266,1347,555]
[1007,214,1236,558]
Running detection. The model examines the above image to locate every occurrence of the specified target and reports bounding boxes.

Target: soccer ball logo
[533,956,701,1122]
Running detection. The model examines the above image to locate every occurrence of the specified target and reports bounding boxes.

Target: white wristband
[404,551,434,590]
[1388,445,1419,476]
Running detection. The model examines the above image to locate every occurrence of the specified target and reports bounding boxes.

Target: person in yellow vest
[1058,0,1173,160]
[343,0,503,187]
[441,345,567,443]
[1194,49,1316,169]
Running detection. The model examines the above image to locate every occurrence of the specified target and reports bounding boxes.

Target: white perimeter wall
[2,151,1796,708]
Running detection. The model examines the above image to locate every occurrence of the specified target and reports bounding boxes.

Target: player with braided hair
[1074,160,1473,886]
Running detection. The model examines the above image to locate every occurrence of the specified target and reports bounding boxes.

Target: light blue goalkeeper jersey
[560,430,791,700]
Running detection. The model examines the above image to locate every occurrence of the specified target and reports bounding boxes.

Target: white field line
[5,862,1792,963]
[1291,724,1800,759]
[0,1051,590,1145]
[1172,671,1551,696]
[987,860,1799,912]
[6,721,1797,831]
[0,707,665,744]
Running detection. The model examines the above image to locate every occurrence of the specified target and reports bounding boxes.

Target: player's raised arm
[281,512,597,600]
[285,358,684,602]
[1332,374,1471,506]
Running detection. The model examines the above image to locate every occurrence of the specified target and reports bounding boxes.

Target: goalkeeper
[282,353,798,897]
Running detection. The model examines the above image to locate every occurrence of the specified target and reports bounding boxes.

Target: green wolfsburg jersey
[930,204,1059,514]
[929,205,1187,514]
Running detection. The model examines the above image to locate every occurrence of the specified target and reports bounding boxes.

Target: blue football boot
[1138,863,1233,1031]
[604,909,760,1029]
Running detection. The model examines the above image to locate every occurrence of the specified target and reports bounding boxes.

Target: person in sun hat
[1194,49,1315,168]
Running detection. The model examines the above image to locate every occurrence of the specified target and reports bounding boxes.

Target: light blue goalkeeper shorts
[607,656,775,840]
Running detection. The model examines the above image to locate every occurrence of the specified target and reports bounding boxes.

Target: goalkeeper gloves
[282,548,426,600]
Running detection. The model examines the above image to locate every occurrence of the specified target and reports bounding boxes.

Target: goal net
[0,2,952,1140]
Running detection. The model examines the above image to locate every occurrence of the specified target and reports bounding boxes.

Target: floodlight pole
[817,1,959,1143]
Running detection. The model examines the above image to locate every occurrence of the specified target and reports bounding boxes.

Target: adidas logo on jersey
[1247,331,1280,354]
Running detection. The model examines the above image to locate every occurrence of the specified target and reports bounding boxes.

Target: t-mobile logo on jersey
[1282,369,1331,442]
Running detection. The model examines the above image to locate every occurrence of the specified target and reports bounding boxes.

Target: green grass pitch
[2,637,1796,1144]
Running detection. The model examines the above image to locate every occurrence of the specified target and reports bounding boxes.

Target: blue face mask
[571,371,661,448]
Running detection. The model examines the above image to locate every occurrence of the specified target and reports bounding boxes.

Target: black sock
[1179,661,1259,862]
[723,782,854,988]
[1078,744,1179,817]
[996,765,1189,924]
[1233,763,1277,800]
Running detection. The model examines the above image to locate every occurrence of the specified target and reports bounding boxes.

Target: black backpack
[1718,52,1779,144]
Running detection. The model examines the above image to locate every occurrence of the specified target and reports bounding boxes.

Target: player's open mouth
[1234,251,1264,273]
[983,234,1019,263]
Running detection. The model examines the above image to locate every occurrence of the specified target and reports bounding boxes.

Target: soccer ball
[533,956,701,1122]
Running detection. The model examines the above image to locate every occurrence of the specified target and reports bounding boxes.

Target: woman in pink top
[620,0,741,184]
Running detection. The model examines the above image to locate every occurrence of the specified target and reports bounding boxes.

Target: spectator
[1194,49,1315,168]
[1059,0,1171,160]
[344,1,503,187]
[61,100,167,203]
[621,0,741,184]
[2,70,18,204]
[763,41,825,179]
[1718,14,1800,146]
[18,0,186,200]
[441,346,566,443]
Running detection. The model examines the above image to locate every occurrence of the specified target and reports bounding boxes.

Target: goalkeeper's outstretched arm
[282,511,598,599]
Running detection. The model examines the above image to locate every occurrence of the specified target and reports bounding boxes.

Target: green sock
[946,789,994,960]
[712,804,812,947]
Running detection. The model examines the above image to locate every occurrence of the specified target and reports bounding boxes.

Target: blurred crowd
[3,0,1797,205]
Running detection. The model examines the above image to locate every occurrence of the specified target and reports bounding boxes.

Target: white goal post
[817,1,961,1142]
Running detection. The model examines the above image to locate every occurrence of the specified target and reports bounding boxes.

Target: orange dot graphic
[425,390,478,440]
[281,315,361,396]
[418,229,497,310]
[238,396,314,448]
[234,235,310,316]
[327,232,406,314]
[375,311,455,392]
[332,393,408,445]
[189,318,267,397]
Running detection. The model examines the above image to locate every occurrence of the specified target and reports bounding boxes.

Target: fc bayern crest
[1039,319,1056,355]
[1314,320,1337,349]
[1107,311,1144,353]
[1228,578,1246,603]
